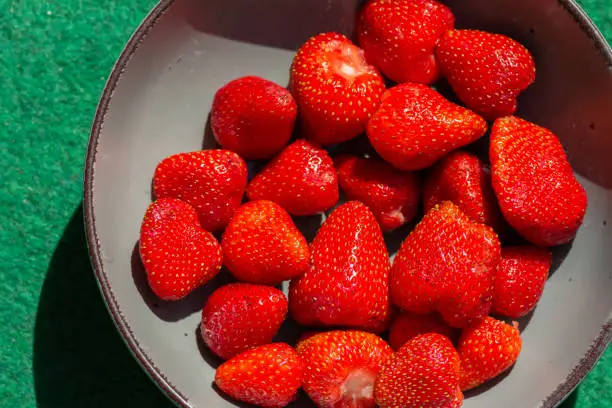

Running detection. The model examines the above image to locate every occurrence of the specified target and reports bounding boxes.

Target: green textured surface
[0,0,610,407]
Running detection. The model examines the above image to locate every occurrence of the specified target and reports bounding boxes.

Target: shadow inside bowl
[182,0,362,51]
[33,203,173,408]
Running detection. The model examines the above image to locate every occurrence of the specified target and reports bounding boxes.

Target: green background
[0,0,610,407]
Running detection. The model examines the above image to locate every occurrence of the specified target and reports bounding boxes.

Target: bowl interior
[87,0,612,407]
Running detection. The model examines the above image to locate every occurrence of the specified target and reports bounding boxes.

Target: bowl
[84,0,612,407]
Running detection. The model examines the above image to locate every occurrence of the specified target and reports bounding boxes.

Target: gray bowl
[84,0,612,407]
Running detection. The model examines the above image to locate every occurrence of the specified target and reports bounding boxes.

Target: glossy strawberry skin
[215,343,303,408]
[490,116,588,246]
[297,330,394,408]
[492,246,552,319]
[211,76,297,160]
[436,29,536,120]
[246,139,339,216]
[222,200,309,285]
[201,283,288,360]
[388,312,459,350]
[335,154,421,231]
[458,317,522,391]
[153,150,247,232]
[357,0,455,84]
[390,201,501,328]
[375,333,463,408]
[290,201,392,333]
[139,198,222,301]
[424,150,505,232]
[367,83,487,171]
[290,32,386,146]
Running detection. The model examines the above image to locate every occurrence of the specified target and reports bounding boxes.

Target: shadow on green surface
[559,388,579,408]
[33,203,173,408]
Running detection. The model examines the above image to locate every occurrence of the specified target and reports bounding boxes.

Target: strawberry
[436,29,536,120]
[289,201,391,332]
[215,343,303,408]
[390,201,501,328]
[139,198,222,301]
[221,200,309,285]
[357,0,455,84]
[490,116,588,246]
[367,83,487,171]
[153,149,247,232]
[458,316,522,391]
[388,312,459,350]
[296,330,393,408]
[246,139,339,216]
[423,150,505,232]
[375,333,462,408]
[335,154,421,231]
[492,246,552,319]
[290,32,386,146]
[211,76,297,160]
[201,283,288,359]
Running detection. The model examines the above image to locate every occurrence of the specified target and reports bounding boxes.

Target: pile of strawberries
[138,0,588,407]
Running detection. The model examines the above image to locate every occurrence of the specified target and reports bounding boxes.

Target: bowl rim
[83,1,612,407]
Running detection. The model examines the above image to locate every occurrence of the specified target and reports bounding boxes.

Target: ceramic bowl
[84,0,612,407]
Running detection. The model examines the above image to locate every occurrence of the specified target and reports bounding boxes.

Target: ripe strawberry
[139,198,222,301]
[221,200,309,285]
[153,150,247,232]
[201,283,288,359]
[388,312,459,350]
[367,83,487,171]
[357,0,455,84]
[390,201,501,328]
[375,333,462,408]
[490,116,588,246]
[290,201,391,332]
[492,246,552,319]
[423,150,505,232]
[297,330,393,408]
[210,76,297,160]
[335,154,421,231]
[246,139,339,216]
[436,29,536,120]
[458,316,522,391]
[290,32,386,146]
[215,343,303,408]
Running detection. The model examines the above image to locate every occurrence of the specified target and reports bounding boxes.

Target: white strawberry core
[329,42,375,84]
[340,369,376,405]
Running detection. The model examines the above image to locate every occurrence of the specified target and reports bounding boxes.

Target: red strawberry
[490,116,588,246]
[357,0,455,84]
[211,76,297,160]
[290,201,391,332]
[222,200,309,285]
[492,246,552,319]
[153,150,247,232]
[388,312,459,350]
[201,283,288,359]
[290,32,386,146]
[215,343,303,408]
[367,83,487,171]
[458,316,522,391]
[390,201,501,328]
[297,330,393,408]
[246,139,339,216]
[335,154,421,231]
[424,150,505,232]
[375,333,463,408]
[139,198,222,301]
[436,29,536,120]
